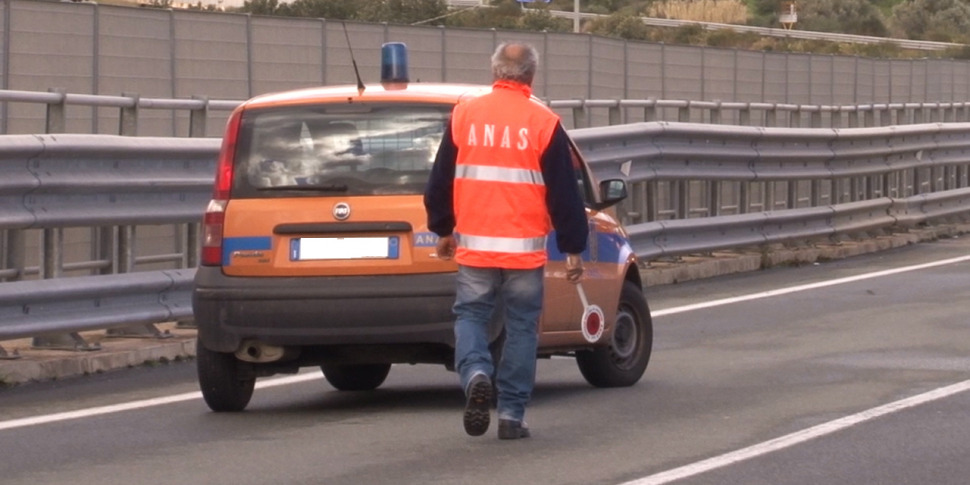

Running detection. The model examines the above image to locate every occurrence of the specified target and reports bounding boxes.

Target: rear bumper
[193,266,457,353]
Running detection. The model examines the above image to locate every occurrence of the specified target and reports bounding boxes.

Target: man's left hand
[565,253,583,284]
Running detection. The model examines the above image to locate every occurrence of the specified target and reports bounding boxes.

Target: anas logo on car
[333,202,351,221]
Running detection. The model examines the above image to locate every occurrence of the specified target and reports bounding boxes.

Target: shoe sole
[463,380,491,436]
[498,425,531,440]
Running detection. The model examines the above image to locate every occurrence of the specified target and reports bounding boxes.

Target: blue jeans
[454,265,543,423]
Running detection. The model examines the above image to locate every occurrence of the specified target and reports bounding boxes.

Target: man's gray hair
[491,42,539,85]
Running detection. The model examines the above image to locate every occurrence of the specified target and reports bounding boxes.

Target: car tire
[321,363,391,391]
[576,280,653,388]
[196,340,256,412]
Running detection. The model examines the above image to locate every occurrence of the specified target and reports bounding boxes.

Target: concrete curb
[2,224,967,387]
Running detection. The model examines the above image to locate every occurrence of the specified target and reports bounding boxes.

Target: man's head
[491,42,539,86]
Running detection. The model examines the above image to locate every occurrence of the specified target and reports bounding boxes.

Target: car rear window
[231,103,452,197]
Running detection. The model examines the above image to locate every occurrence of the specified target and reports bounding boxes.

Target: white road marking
[651,255,970,317]
[0,373,322,432]
[1,254,967,437]
[619,379,970,485]
[619,253,970,485]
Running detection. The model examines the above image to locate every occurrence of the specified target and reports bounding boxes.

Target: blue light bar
[381,42,409,84]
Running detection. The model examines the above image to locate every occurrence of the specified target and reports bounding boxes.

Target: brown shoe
[498,419,530,440]
[463,373,492,436]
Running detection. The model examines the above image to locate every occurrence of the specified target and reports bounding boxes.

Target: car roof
[240,83,492,110]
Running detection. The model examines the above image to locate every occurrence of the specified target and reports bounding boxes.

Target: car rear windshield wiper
[257,183,349,192]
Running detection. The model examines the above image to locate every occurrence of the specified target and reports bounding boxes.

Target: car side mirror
[592,179,628,210]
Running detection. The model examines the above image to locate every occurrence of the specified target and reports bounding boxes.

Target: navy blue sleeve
[424,123,457,237]
[541,124,589,255]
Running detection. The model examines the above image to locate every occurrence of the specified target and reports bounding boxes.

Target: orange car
[193,43,652,412]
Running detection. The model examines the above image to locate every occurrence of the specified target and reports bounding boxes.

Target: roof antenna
[342,22,366,95]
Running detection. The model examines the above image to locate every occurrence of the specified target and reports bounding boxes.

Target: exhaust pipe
[235,340,299,363]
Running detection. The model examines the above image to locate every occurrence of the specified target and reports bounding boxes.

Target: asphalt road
[1,237,968,485]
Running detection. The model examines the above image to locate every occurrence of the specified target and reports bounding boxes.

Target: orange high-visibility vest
[451,80,561,269]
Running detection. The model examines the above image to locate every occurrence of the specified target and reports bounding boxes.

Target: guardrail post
[943,104,956,123]
[739,105,751,126]
[913,105,924,124]
[3,230,25,282]
[895,107,907,125]
[786,180,798,209]
[810,109,821,128]
[766,105,777,127]
[190,95,208,137]
[572,103,587,129]
[607,102,620,126]
[738,181,749,214]
[184,224,199,268]
[879,107,892,127]
[644,98,657,122]
[46,88,66,134]
[31,228,102,351]
[710,181,721,216]
[765,181,776,211]
[811,180,822,206]
[626,182,645,224]
[106,225,174,339]
[676,180,689,219]
[646,181,659,221]
[678,104,690,123]
[119,92,139,136]
[710,100,721,125]
[830,108,842,129]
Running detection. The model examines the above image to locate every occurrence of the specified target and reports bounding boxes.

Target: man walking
[424,42,588,439]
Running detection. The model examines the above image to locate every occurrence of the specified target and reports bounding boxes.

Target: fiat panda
[193,43,652,412]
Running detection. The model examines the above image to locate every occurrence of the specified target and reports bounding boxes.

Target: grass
[649,0,749,24]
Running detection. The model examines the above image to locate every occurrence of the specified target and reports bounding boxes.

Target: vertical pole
[92,3,100,134]
[440,25,446,83]
[119,92,138,136]
[246,14,254,98]
[573,0,580,33]
[3,230,25,281]
[189,95,208,138]
[321,19,328,84]
[46,88,67,134]
[1,0,11,134]
[170,9,178,136]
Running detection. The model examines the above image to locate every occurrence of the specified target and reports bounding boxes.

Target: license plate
[290,237,399,260]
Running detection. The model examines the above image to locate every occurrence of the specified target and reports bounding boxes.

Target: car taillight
[201,199,227,266]
[200,109,242,266]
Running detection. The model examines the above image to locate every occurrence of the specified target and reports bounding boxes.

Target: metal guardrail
[4,89,970,137]
[550,10,965,52]
[1,121,969,352]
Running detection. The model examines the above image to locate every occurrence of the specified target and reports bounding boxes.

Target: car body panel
[194,79,642,365]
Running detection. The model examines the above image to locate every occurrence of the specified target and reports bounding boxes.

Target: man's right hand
[435,235,456,260]
[565,253,583,284]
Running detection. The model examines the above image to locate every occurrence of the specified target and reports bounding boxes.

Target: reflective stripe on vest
[458,234,547,253]
[455,164,545,186]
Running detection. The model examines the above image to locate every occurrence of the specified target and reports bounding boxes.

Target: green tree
[242,0,283,16]
[587,13,651,40]
[518,9,572,32]
[272,0,358,19]
[794,0,887,37]
[358,0,449,25]
[746,0,783,26]
[891,0,970,42]
[446,0,560,30]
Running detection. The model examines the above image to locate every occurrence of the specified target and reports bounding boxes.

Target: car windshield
[232,103,452,197]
